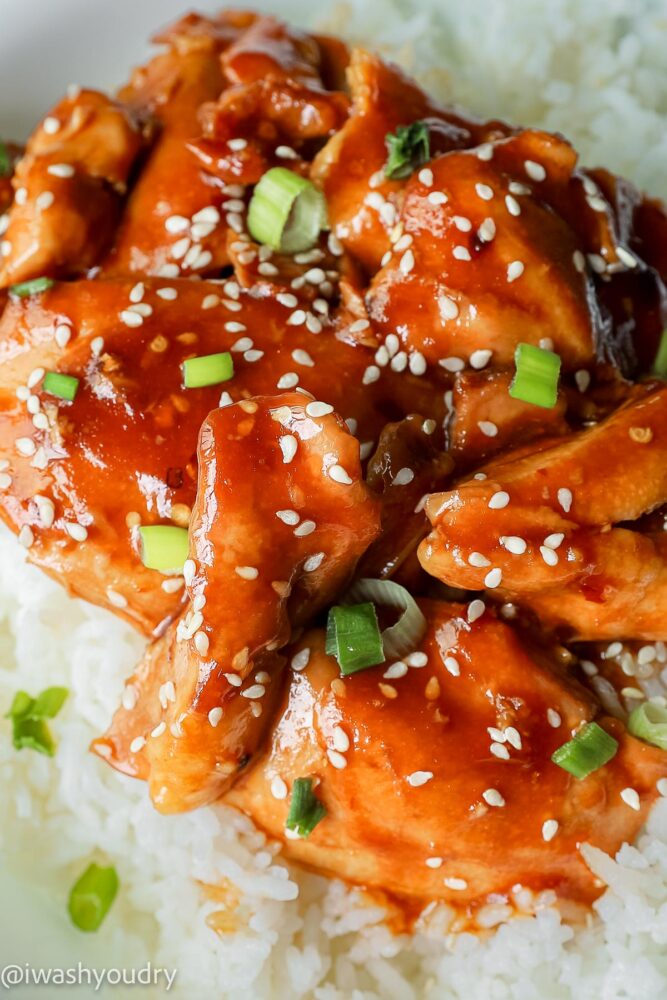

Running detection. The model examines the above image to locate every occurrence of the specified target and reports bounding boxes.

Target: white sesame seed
[157,287,178,300]
[306,401,334,418]
[0,473,12,490]
[438,295,459,322]
[573,250,586,273]
[130,736,146,754]
[478,420,498,438]
[242,684,266,700]
[122,685,138,711]
[575,370,591,393]
[490,742,510,760]
[165,215,190,234]
[468,552,491,568]
[426,857,443,868]
[500,536,525,556]
[327,748,347,769]
[43,116,61,134]
[444,877,468,890]
[407,651,428,668]
[468,349,491,370]
[329,465,353,485]
[407,771,434,787]
[235,565,259,580]
[194,631,209,656]
[65,523,88,542]
[294,520,316,537]
[547,708,562,728]
[18,525,34,548]
[47,163,75,178]
[475,183,494,201]
[399,250,415,274]
[657,778,667,797]
[418,168,434,186]
[390,351,408,372]
[620,787,640,811]
[453,246,472,261]
[280,436,298,464]
[106,588,127,608]
[55,324,72,348]
[224,673,242,687]
[208,707,223,727]
[363,366,380,388]
[478,217,496,242]
[244,349,264,363]
[453,215,473,232]
[427,191,448,205]
[542,819,559,842]
[392,467,414,486]
[183,559,195,586]
[476,143,494,161]
[332,726,350,752]
[276,509,300,526]
[36,191,55,211]
[384,661,408,679]
[540,546,559,566]
[277,373,299,390]
[525,160,546,182]
[467,599,485,623]
[292,349,314,367]
[483,788,505,807]
[120,309,143,328]
[588,253,606,274]
[439,356,465,373]
[544,532,564,549]
[484,568,502,588]
[507,260,524,282]
[27,367,45,389]
[291,648,310,672]
[505,727,522,750]
[127,302,152,318]
[16,437,36,457]
[616,246,637,269]
[557,488,573,513]
[444,656,460,677]
[271,776,288,799]
[422,419,436,435]
[228,138,248,151]
[488,491,509,510]
[303,552,325,572]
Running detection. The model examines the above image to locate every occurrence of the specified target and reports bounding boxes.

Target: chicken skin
[226,600,664,909]
[95,393,380,812]
[420,384,667,641]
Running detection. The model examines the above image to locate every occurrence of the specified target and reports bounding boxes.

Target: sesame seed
[183,559,196,586]
[208,708,223,727]
[16,437,36,456]
[540,546,559,566]
[127,302,152,318]
[224,673,242,687]
[483,788,505,807]
[439,356,465,373]
[306,401,334,418]
[327,749,347,769]
[130,736,146,754]
[478,217,496,242]
[244,349,264,363]
[616,246,637,269]
[475,183,494,201]
[505,727,522,750]
[422,419,436,435]
[467,599,485,623]
[276,509,299,525]
[547,709,562,728]
[453,216,473,232]
[444,877,467,890]
[444,656,460,677]
[525,160,546,181]
[542,819,559,841]
[407,651,428,668]
[43,116,61,134]
[303,552,325,572]
[18,525,34,548]
[544,532,564,549]
[291,648,310,672]
[120,309,143,328]
[294,520,316,537]
[575,370,591,393]
[384,661,408,679]
[235,566,259,580]
[157,287,178,301]
[484,568,502,588]
[329,465,353,485]
[106,588,127,608]
[392,467,414,486]
[478,420,498,438]
[573,250,586,273]
[280,436,298,464]
[507,260,524,282]
[230,337,252,352]
[588,253,606,274]
[277,373,299,390]
[55,324,72,348]
[620,787,640,811]
[65,523,88,542]
[557,488,573,513]
[427,191,448,205]
[453,246,471,261]
[418,168,434,186]
[228,138,248,151]
[490,742,510,760]
[488,491,509,510]
[36,191,55,211]
[194,631,209,656]
[438,295,459,322]
[47,163,75,178]
[292,349,314,367]
[407,771,434,787]
[468,552,491,568]
[426,857,443,868]
[332,726,350,752]
[657,778,667,797]
[399,250,415,274]
[390,351,408,372]
[271,776,288,799]
[165,215,190,234]
[0,473,12,490]
[242,684,266,700]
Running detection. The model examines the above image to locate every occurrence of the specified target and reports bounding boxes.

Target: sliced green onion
[182,352,233,389]
[551,721,618,779]
[138,525,189,573]
[9,276,56,298]
[509,342,561,409]
[326,602,385,675]
[68,862,119,932]
[628,701,667,750]
[344,578,427,660]
[384,121,430,180]
[0,140,10,178]
[247,167,328,254]
[43,371,79,401]
[285,777,326,838]
[652,329,667,378]
[4,685,68,757]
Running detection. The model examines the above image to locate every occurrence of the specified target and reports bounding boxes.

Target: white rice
[2,1,667,996]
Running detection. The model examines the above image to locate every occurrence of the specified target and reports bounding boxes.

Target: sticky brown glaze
[420,383,667,640]
[0,277,410,633]
[0,91,143,287]
[225,599,664,910]
[95,393,381,812]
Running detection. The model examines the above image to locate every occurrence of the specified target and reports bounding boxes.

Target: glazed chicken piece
[420,383,667,641]
[95,393,381,812]
[101,11,249,278]
[0,276,405,633]
[312,49,512,276]
[226,599,664,909]
[0,90,143,287]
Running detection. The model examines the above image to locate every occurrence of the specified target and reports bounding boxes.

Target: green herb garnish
[68,862,119,932]
[551,721,618,779]
[286,778,326,838]
[5,686,68,756]
[326,602,385,675]
[384,121,430,180]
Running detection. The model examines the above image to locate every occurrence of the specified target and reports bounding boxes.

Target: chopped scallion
[551,721,618,779]
[344,578,427,659]
[509,342,562,409]
[9,276,56,298]
[4,685,68,757]
[628,701,667,750]
[68,862,119,932]
[138,525,189,573]
[384,121,430,180]
[652,329,667,379]
[182,352,233,389]
[43,371,79,401]
[326,602,385,675]
[285,777,326,837]
[0,140,10,178]
[247,167,328,254]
